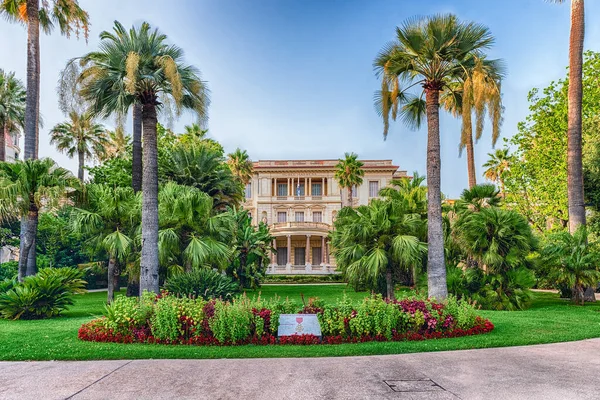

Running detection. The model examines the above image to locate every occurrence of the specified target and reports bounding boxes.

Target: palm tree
[542,226,600,305]
[227,148,253,186]
[70,184,140,303]
[0,70,26,162]
[334,152,364,207]
[374,14,496,299]
[50,111,108,181]
[100,127,131,161]
[483,148,511,196]
[380,172,427,216]
[0,158,78,280]
[456,184,501,212]
[0,0,89,161]
[80,21,210,294]
[331,199,426,299]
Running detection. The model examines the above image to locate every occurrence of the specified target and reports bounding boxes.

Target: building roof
[252,159,407,175]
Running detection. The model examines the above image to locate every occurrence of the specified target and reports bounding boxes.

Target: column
[272,239,277,264]
[308,177,312,196]
[305,234,312,271]
[286,235,291,265]
[325,239,329,264]
[288,178,291,196]
[321,236,325,266]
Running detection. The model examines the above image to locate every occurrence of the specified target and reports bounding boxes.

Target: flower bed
[78,292,494,346]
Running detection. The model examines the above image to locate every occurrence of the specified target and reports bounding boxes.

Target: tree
[70,184,139,303]
[331,199,426,300]
[100,127,131,161]
[227,148,253,186]
[80,21,210,295]
[542,226,600,305]
[334,152,364,207]
[49,111,108,181]
[548,0,586,233]
[0,0,89,161]
[0,158,78,280]
[483,148,511,196]
[379,172,427,217]
[456,184,501,212]
[0,70,26,162]
[374,14,497,299]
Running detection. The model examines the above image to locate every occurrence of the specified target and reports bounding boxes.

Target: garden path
[1,338,599,399]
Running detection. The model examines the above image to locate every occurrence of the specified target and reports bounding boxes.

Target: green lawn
[1,284,600,361]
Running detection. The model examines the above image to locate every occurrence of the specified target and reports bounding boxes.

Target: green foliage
[348,294,402,339]
[151,295,182,341]
[444,296,478,330]
[209,297,255,344]
[0,267,86,319]
[0,261,18,281]
[104,292,154,335]
[163,269,240,300]
[88,156,133,188]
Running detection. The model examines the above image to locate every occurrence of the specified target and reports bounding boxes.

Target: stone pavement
[1,339,600,400]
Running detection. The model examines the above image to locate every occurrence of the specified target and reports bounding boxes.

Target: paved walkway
[2,339,600,400]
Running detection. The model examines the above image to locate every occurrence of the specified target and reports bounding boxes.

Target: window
[311,183,322,196]
[277,247,288,265]
[312,211,322,223]
[369,181,380,197]
[312,247,322,265]
[295,183,305,196]
[294,247,306,265]
[245,183,251,199]
[277,183,288,196]
[295,211,304,222]
[277,212,287,223]
[351,185,358,198]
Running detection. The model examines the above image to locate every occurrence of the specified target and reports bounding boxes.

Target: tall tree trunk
[17,208,38,281]
[567,0,586,233]
[348,187,353,208]
[78,149,85,182]
[25,240,36,276]
[24,0,40,161]
[132,104,143,192]
[425,88,448,300]
[107,257,117,304]
[385,265,395,301]
[139,103,160,295]
[0,122,7,161]
[465,131,477,188]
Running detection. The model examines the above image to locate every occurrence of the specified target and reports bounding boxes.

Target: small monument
[277,314,322,337]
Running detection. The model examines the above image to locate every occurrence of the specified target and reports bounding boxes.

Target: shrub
[0,267,87,319]
[0,261,18,281]
[0,278,16,294]
[163,269,240,300]
[79,293,493,346]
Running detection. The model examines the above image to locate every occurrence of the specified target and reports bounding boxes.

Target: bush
[0,261,18,281]
[79,293,493,346]
[263,274,344,284]
[0,267,87,320]
[163,269,240,300]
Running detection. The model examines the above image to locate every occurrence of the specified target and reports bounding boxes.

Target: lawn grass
[1,284,600,361]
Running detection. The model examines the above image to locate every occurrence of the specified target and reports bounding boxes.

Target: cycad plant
[80,21,210,294]
[374,14,499,299]
[542,226,600,305]
[331,199,426,299]
[70,184,140,303]
[0,158,78,280]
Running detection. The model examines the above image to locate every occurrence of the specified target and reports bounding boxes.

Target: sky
[1,0,599,197]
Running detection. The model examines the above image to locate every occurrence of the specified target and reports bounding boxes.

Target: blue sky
[1,0,599,197]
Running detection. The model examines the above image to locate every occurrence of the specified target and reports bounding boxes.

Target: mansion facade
[243,159,407,274]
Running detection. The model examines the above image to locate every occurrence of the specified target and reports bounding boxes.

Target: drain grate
[384,379,446,393]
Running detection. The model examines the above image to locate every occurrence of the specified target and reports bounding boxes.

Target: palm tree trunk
[25,240,36,276]
[132,104,143,192]
[23,0,40,161]
[385,265,395,301]
[465,131,477,188]
[0,122,7,161]
[348,187,353,208]
[425,88,448,300]
[17,208,38,281]
[139,103,160,295]
[78,149,85,182]
[567,0,586,233]
[107,257,117,304]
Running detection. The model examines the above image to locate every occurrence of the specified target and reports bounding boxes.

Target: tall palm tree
[50,111,108,181]
[0,70,26,161]
[227,148,253,185]
[549,0,586,233]
[80,21,210,294]
[334,152,364,207]
[0,158,78,280]
[70,184,140,303]
[0,0,89,161]
[373,14,497,299]
[483,148,511,196]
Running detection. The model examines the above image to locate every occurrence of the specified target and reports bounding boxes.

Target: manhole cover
[384,379,445,392]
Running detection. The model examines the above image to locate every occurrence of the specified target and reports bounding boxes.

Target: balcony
[270,221,331,234]
[269,195,333,202]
